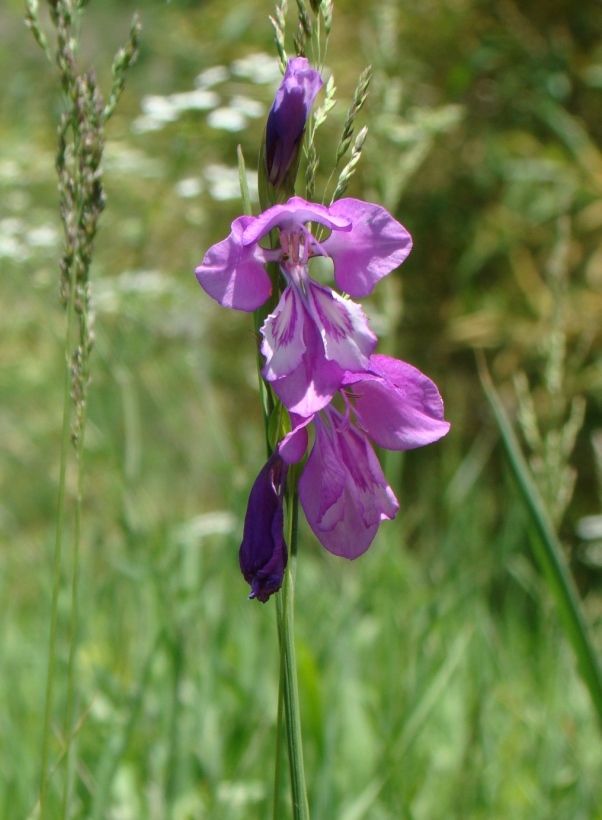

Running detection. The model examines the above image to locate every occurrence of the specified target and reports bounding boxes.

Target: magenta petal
[344,354,450,450]
[267,317,344,416]
[195,216,272,311]
[299,413,399,559]
[279,421,310,464]
[323,199,412,298]
[243,197,352,247]
[239,453,288,602]
[306,282,376,372]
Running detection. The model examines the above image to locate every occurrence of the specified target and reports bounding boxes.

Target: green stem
[281,572,309,818]
[273,597,285,820]
[61,398,87,817]
[40,261,77,819]
[247,134,308,815]
[281,484,309,819]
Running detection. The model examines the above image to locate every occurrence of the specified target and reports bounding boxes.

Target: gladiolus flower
[195,197,412,416]
[239,355,450,588]
[279,355,450,558]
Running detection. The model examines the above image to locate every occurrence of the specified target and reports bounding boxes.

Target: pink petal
[195,216,272,311]
[267,316,344,416]
[344,354,450,450]
[323,199,412,298]
[242,196,352,246]
[299,413,398,559]
[279,420,310,464]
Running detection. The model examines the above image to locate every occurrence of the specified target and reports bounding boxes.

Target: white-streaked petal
[306,282,376,372]
[260,286,306,379]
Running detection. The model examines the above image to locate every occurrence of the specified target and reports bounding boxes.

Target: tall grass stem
[39,257,77,819]
[61,406,87,817]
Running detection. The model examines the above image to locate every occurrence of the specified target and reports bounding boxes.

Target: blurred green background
[2,0,602,817]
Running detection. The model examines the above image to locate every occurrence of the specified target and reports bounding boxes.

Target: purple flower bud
[239,452,288,602]
[265,57,323,188]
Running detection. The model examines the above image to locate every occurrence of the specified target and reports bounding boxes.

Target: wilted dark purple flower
[265,57,323,188]
[239,452,288,602]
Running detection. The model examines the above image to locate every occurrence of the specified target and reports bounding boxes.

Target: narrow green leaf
[477,352,602,727]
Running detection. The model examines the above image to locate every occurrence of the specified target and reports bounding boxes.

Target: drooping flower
[195,197,412,416]
[239,451,288,602]
[240,355,449,593]
[265,57,323,189]
[298,408,400,558]
[289,355,450,557]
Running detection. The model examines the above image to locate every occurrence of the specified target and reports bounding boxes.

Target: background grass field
[2,0,602,817]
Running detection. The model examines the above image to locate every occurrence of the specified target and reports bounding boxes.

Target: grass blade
[477,352,602,726]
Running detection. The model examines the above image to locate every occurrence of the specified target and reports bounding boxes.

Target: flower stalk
[276,480,309,819]
[195,14,449,818]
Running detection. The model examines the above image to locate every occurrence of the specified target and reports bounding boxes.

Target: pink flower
[281,355,450,558]
[239,355,449,598]
[195,197,412,415]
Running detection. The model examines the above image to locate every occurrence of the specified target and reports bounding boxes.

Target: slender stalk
[281,571,309,819]
[280,483,310,819]
[61,401,87,817]
[242,42,311,807]
[40,255,77,819]
[273,596,286,819]
[29,4,139,814]
[272,475,309,820]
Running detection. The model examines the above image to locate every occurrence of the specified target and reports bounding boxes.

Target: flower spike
[195,197,412,415]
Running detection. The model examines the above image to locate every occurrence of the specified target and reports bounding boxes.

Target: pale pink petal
[261,286,306,379]
[270,349,343,417]
[323,199,412,297]
[306,282,376,372]
[195,216,272,311]
[279,417,311,464]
